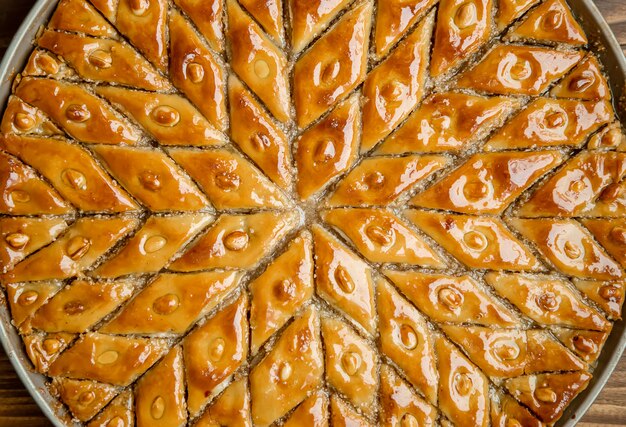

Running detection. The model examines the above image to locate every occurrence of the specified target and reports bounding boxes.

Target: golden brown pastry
[431,0,492,76]
[15,79,141,145]
[360,13,433,151]
[289,0,352,52]
[183,295,248,415]
[92,214,212,277]
[228,76,292,189]
[250,306,323,426]
[249,233,313,353]
[92,145,208,212]
[507,0,587,45]
[170,147,289,209]
[411,151,564,214]
[295,94,360,199]
[294,1,371,127]
[374,0,437,58]
[169,10,226,132]
[327,155,449,207]
[323,208,446,267]
[313,225,376,334]
[283,392,328,427]
[52,378,118,422]
[384,271,519,327]
[37,30,172,91]
[228,0,290,123]
[135,346,186,426]
[485,98,612,150]
[195,378,252,426]
[0,0,623,425]
[100,271,241,335]
[376,92,519,154]
[170,211,298,271]
[485,273,612,331]
[457,45,583,95]
[405,210,541,271]
[510,218,624,280]
[377,279,438,405]
[322,317,378,414]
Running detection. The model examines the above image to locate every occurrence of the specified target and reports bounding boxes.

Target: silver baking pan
[0,0,624,426]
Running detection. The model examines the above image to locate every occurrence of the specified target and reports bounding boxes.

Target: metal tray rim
[0,0,624,426]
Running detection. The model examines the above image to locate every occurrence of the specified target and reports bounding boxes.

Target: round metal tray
[0,0,624,425]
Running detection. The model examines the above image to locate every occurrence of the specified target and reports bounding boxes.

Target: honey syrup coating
[15,78,141,146]
[37,30,172,92]
[379,365,437,427]
[551,327,611,364]
[330,394,373,427]
[115,0,168,71]
[517,152,626,217]
[587,122,626,150]
[384,271,519,327]
[551,54,610,100]
[405,210,541,271]
[485,98,612,150]
[23,331,75,374]
[1,216,138,285]
[374,0,437,58]
[376,92,519,154]
[293,1,372,127]
[229,76,292,190]
[134,346,187,427]
[485,273,612,331]
[170,211,298,271]
[295,94,360,200]
[170,147,289,209]
[239,0,284,42]
[312,225,376,334]
[411,151,564,214]
[93,145,208,212]
[431,0,493,77]
[321,317,378,414]
[249,233,314,353]
[0,134,138,213]
[87,389,133,427]
[6,281,63,327]
[250,306,324,426]
[173,0,224,53]
[101,271,241,335]
[377,279,438,405]
[283,391,328,427]
[0,151,70,215]
[48,333,169,386]
[490,392,543,427]
[581,218,626,269]
[29,279,134,333]
[323,208,446,267]
[436,335,489,427]
[52,377,118,422]
[510,218,624,280]
[0,217,67,273]
[49,0,116,37]
[169,10,227,132]
[96,86,225,147]
[22,49,76,79]
[289,0,352,53]
[92,214,212,278]
[227,0,290,123]
[195,378,252,427]
[183,295,248,416]
[507,0,587,45]
[504,371,591,423]
[360,12,433,152]
[456,44,582,95]
[573,279,625,320]
[327,155,449,207]
[495,0,538,29]
[1,96,62,137]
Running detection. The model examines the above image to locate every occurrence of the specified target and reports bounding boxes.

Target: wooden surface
[0,0,624,426]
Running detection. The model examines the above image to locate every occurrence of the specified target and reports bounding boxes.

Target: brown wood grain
[0,0,624,426]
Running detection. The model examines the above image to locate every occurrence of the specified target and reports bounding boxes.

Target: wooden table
[0,0,625,426]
